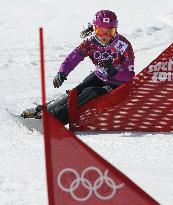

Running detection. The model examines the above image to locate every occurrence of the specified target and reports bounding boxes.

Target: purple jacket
[59,34,135,86]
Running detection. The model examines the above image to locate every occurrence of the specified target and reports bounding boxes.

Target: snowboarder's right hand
[53,72,67,88]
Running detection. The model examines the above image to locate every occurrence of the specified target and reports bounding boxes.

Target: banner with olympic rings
[42,111,159,205]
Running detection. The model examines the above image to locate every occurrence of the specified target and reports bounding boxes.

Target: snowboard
[5,93,67,134]
[6,108,43,133]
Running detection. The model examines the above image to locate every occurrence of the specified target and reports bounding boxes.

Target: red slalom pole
[39,27,55,205]
[39,27,46,107]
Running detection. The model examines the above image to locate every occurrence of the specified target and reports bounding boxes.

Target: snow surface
[0,0,173,204]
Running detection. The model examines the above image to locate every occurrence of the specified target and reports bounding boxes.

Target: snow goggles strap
[95,27,116,37]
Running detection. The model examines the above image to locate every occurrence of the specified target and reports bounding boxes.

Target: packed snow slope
[0,0,173,204]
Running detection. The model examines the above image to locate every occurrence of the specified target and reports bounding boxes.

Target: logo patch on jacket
[114,40,128,55]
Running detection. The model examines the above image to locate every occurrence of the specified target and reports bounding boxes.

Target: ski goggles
[94,27,116,37]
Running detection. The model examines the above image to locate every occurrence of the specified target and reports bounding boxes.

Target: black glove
[98,60,111,68]
[53,72,67,88]
[98,60,118,78]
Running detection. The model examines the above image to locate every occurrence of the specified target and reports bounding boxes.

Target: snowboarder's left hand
[98,60,118,78]
[98,60,111,68]
[53,72,67,88]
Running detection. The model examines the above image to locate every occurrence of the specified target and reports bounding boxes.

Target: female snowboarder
[22,10,135,124]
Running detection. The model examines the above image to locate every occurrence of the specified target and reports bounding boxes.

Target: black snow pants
[46,72,119,125]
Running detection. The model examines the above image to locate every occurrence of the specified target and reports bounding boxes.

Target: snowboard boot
[21,108,42,119]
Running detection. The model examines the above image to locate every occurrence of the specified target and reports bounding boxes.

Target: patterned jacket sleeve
[59,39,90,76]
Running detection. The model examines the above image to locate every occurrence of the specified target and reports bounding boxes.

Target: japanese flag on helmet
[93,10,118,29]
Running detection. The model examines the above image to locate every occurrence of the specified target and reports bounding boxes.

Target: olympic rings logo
[57,166,124,201]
